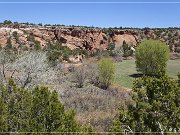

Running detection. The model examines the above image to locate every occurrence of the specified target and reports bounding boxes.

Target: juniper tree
[0,80,93,133]
[109,74,180,134]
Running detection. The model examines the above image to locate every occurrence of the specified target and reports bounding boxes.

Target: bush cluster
[0,80,93,133]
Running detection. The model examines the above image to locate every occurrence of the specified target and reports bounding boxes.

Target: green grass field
[114,59,180,88]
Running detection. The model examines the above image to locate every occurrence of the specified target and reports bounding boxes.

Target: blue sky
[0,0,180,28]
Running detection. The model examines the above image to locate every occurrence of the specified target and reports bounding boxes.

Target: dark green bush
[47,42,72,65]
[109,74,180,134]
[34,40,41,51]
[122,40,133,57]
[0,80,93,133]
[12,31,19,43]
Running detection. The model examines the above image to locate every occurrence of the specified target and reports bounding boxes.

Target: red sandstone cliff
[0,24,180,52]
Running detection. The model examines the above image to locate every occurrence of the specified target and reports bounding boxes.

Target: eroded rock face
[0,26,111,51]
[111,34,137,47]
[0,23,140,51]
[54,28,109,51]
[0,24,180,52]
[109,30,139,48]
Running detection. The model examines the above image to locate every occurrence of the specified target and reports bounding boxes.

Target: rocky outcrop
[54,28,109,50]
[0,26,110,51]
[0,24,180,52]
[110,32,138,47]
[0,26,138,51]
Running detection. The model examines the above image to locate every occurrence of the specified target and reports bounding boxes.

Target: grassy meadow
[114,59,180,88]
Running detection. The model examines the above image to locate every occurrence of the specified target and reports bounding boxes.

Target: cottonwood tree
[0,50,60,89]
[10,51,49,88]
[98,58,115,89]
[135,40,170,76]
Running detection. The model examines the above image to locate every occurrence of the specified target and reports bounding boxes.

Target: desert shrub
[87,62,100,86]
[122,40,133,57]
[91,47,116,58]
[135,40,170,76]
[67,64,76,72]
[1,50,69,90]
[175,47,180,53]
[92,49,111,60]
[93,45,123,61]
[47,42,72,66]
[47,49,62,66]
[0,49,18,83]
[74,65,87,88]
[22,46,29,51]
[12,31,19,43]
[107,43,123,56]
[27,34,35,42]
[108,43,115,52]
[5,37,12,50]
[61,83,132,132]
[113,55,123,62]
[72,48,88,57]
[98,58,115,89]
[34,40,41,50]
[109,47,123,62]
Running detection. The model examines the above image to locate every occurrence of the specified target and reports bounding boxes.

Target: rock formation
[0,23,180,52]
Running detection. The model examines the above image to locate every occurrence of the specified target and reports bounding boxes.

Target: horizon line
[1,20,179,28]
[1,23,179,29]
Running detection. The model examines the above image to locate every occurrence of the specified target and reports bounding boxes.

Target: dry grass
[75,85,132,132]
[60,81,132,132]
[76,111,116,132]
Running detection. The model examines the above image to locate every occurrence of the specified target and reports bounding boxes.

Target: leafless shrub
[0,49,18,83]
[9,51,50,88]
[73,65,87,88]
[0,50,71,89]
[76,111,115,132]
[61,85,131,112]
[86,62,100,86]
[175,47,180,53]
[113,55,123,62]
[59,83,132,131]
[68,64,76,72]
[7,52,60,87]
